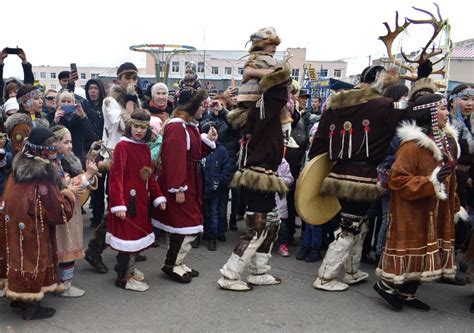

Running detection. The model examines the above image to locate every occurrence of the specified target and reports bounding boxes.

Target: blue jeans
[303,224,322,248]
[376,194,390,256]
[204,188,228,237]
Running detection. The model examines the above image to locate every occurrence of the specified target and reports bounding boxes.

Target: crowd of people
[0,25,473,321]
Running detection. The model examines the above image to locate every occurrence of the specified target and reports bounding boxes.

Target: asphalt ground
[1,209,473,332]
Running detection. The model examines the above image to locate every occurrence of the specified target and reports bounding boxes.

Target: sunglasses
[45,96,56,101]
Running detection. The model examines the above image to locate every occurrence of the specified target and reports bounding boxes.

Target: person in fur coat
[52,126,99,298]
[308,66,406,292]
[0,127,75,320]
[375,93,468,312]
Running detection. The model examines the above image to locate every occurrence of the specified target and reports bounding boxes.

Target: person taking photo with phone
[0,47,34,104]
[49,90,95,162]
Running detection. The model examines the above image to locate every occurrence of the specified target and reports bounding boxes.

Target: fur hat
[185,62,197,74]
[408,77,437,102]
[259,63,291,93]
[176,89,208,116]
[248,27,281,53]
[360,65,385,84]
[117,62,138,78]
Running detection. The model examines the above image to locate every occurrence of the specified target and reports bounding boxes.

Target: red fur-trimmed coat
[106,137,165,253]
[152,113,214,235]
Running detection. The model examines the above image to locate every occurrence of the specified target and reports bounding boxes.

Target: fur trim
[4,112,32,134]
[321,177,384,202]
[35,118,50,128]
[231,168,289,193]
[227,108,248,129]
[408,77,437,100]
[13,154,62,186]
[397,121,460,162]
[139,166,152,181]
[259,63,291,92]
[4,281,63,302]
[61,154,83,177]
[429,166,448,201]
[61,188,76,203]
[327,88,382,110]
[454,206,469,224]
[107,85,141,109]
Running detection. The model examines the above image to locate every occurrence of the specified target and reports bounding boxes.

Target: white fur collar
[168,117,198,127]
[396,121,459,161]
[120,136,147,145]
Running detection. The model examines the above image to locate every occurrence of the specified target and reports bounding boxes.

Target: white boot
[125,278,149,292]
[343,270,369,285]
[61,280,86,298]
[218,253,252,291]
[131,268,145,281]
[313,277,348,291]
[247,253,281,286]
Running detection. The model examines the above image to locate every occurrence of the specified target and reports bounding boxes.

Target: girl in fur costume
[106,108,166,292]
[375,93,468,312]
[0,127,75,320]
[51,125,99,298]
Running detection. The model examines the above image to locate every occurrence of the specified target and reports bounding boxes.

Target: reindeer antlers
[379,3,451,81]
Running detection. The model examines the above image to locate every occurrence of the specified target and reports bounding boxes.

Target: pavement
[1,209,473,332]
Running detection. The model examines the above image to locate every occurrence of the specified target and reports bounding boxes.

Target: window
[172,61,180,73]
[198,62,204,73]
[50,72,56,79]
[225,67,232,75]
[291,69,300,81]
[333,69,342,78]
[238,67,244,75]
[40,72,46,79]
[91,73,99,79]
[211,67,219,75]
[51,84,57,90]
[320,69,328,78]
[80,73,86,80]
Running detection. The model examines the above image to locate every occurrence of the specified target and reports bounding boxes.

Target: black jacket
[83,79,106,141]
[0,62,35,103]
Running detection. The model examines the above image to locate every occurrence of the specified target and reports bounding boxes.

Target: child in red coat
[106,108,166,292]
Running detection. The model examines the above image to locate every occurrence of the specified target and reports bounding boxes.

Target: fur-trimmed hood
[4,113,49,135]
[13,154,62,187]
[4,113,32,134]
[61,153,83,178]
[327,88,383,110]
[396,121,460,161]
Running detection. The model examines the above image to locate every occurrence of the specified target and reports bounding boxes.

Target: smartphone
[61,105,76,113]
[5,47,20,55]
[70,63,77,73]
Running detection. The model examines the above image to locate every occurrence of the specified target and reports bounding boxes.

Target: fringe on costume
[231,167,289,194]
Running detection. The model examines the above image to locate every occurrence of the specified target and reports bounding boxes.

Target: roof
[451,48,474,59]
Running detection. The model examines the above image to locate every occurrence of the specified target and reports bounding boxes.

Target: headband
[53,127,71,139]
[17,89,43,104]
[412,99,446,111]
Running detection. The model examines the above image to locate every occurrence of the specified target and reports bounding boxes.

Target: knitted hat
[151,82,169,95]
[117,62,138,78]
[176,89,208,116]
[4,97,19,115]
[248,27,281,53]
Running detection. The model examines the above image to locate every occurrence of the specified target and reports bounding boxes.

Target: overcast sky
[2,0,472,78]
